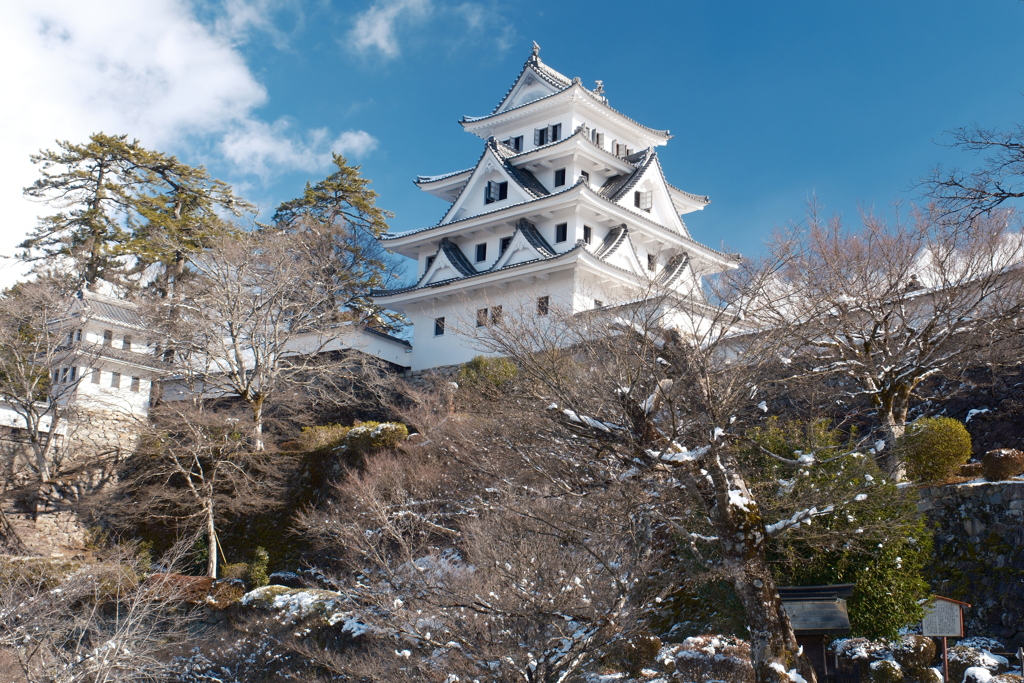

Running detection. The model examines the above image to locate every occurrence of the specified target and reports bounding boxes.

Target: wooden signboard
[922,598,965,638]
[921,596,971,683]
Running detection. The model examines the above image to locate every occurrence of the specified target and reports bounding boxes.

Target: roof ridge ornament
[594,80,604,95]
[530,41,540,63]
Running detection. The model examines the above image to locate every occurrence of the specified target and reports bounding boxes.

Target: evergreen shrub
[247,547,269,588]
[458,355,518,389]
[981,448,1024,481]
[297,421,408,455]
[901,417,972,482]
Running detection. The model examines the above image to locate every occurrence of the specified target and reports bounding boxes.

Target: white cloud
[346,0,516,62]
[0,0,375,287]
[347,0,432,59]
[220,120,378,179]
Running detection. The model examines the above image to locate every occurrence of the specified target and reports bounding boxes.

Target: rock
[948,646,1010,683]
[673,635,754,683]
[961,463,985,478]
[965,667,995,683]
[268,571,303,588]
[921,668,944,683]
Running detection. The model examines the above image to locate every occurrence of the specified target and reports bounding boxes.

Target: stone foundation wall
[919,480,1024,648]
[1,410,143,555]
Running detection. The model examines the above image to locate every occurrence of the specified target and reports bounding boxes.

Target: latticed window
[476,308,489,327]
[485,180,508,204]
[537,296,549,316]
[635,190,653,212]
[434,317,445,336]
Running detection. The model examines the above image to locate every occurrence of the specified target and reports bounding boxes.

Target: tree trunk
[206,503,218,579]
[706,453,817,683]
[879,384,912,479]
[252,396,265,452]
[726,553,815,683]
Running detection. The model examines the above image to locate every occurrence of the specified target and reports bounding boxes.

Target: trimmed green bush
[901,417,972,482]
[458,355,518,389]
[247,547,269,588]
[296,421,408,455]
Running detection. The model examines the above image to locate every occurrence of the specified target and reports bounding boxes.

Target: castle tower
[371,44,739,371]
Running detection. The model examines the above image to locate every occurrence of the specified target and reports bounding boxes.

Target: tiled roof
[485,53,573,118]
[608,149,656,202]
[415,168,473,185]
[58,341,167,371]
[491,140,550,198]
[75,291,146,330]
[667,181,711,206]
[438,238,477,277]
[383,178,739,264]
[594,224,630,259]
[516,218,556,257]
[463,79,671,141]
[659,253,691,288]
[371,243,586,298]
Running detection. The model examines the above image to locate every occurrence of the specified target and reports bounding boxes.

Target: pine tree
[20,133,251,290]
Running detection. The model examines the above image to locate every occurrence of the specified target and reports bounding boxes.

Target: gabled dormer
[592,224,645,275]
[490,218,558,271]
[603,150,705,237]
[418,238,478,286]
[490,43,571,116]
[440,139,550,225]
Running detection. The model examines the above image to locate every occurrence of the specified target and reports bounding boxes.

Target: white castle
[371,44,739,372]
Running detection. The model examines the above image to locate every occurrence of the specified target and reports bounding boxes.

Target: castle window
[111,372,121,389]
[91,368,101,384]
[434,317,445,336]
[503,136,523,152]
[122,335,132,350]
[554,169,566,187]
[648,254,657,271]
[550,124,561,141]
[500,237,512,255]
[534,127,548,146]
[475,243,487,262]
[583,226,592,244]
[580,170,590,184]
[537,296,549,316]
[130,377,141,392]
[476,308,489,327]
[491,306,503,325]
[635,190,652,212]
[425,255,435,272]
[591,129,604,147]
[103,329,113,346]
[555,223,568,243]
[485,180,508,204]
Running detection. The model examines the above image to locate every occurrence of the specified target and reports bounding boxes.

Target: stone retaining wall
[919,480,1024,648]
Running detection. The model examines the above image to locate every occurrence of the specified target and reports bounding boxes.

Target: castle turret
[372,44,738,371]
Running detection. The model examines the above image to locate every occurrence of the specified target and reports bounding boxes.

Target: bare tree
[0,543,199,683]
[923,122,1024,219]
[153,229,374,451]
[0,279,104,549]
[762,204,1024,459]
[461,264,923,683]
[114,404,288,578]
[296,407,664,683]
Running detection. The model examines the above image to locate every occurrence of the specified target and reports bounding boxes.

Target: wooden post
[942,637,949,683]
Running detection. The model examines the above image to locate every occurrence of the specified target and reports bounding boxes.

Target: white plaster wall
[407,271,575,372]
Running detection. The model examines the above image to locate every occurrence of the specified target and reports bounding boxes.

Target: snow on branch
[764,505,835,537]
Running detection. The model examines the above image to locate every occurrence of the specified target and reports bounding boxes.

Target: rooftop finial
[594,79,604,95]
[531,41,541,58]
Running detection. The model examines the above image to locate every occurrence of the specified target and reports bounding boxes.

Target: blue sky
[2,0,1023,284]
